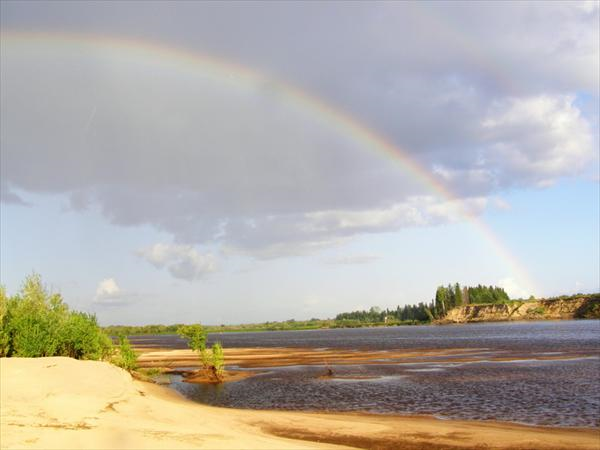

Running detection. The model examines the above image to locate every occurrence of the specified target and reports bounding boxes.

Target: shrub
[59,312,113,360]
[0,274,112,360]
[0,287,14,357]
[178,324,226,382]
[113,335,138,371]
[177,324,206,352]
[211,342,225,381]
[7,275,65,357]
[177,324,210,368]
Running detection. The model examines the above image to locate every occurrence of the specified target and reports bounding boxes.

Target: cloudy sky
[1,1,598,325]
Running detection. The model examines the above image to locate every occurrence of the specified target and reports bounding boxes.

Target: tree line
[433,283,510,317]
[336,283,511,323]
[99,283,514,337]
[103,323,182,336]
[335,303,432,324]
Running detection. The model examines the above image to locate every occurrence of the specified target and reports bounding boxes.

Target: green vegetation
[103,324,183,336]
[177,324,210,367]
[99,290,599,337]
[335,284,511,324]
[103,319,335,335]
[211,342,225,380]
[177,324,225,382]
[177,324,207,352]
[432,283,510,317]
[527,306,546,315]
[335,304,431,324]
[138,367,162,377]
[112,335,138,371]
[573,293,600,318]
[1,287,13,356]
[0,274,112,360]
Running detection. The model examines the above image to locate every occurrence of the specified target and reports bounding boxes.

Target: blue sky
[1,1,598,325]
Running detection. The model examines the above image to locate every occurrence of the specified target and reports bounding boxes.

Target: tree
[466,284,509,304]
[454,283,463,307]
[178,324,226,382]
[177,324,210,368]
[435,286,448,317]
[462,286,470,305]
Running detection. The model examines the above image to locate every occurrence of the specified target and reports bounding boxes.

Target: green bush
[0,287,11,356]
[0,274,112,359]
[113,335,138,371]
[177,324,207,352]
[177,324,211,368]
[59,312,113,360]
[212,342,225,380]
[178,324,226,382]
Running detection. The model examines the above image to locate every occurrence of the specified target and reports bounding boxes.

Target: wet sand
[2,357,598,449]
[136,346,593,370]
[174,368,260,384]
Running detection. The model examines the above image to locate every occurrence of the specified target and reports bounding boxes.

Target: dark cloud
[1,2,597,262]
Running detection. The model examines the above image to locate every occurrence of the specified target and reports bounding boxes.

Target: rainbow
[1,30,538,296]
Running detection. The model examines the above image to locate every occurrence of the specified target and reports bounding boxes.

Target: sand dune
[1,357,598,450]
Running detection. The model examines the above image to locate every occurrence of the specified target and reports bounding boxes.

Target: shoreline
[113,316,600,337]
[2,357,599,449]
[104,297,600,336]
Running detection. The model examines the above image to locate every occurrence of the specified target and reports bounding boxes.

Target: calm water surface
[131,320,600,427]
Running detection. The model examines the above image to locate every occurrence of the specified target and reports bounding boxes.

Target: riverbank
[2,357,599,449]
[104,294,600,337]
[440,295,600,324]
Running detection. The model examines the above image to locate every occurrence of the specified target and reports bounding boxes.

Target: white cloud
[497,277,532,299]
[306,196,489,233]
[137,243,216,281]
[96,278,120,297]
[93,278,132,305]
[221,196,490,258]
[481,95,594,187]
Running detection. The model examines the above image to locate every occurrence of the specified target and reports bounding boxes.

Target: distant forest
[104,283,514,335]
[335,283,510,324]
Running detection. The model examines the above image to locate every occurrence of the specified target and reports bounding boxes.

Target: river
[129,320,600,427]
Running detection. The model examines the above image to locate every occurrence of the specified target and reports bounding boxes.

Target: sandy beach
[2,357,599,450]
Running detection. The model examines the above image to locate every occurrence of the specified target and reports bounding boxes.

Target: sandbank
[136,346,596,369]
[1,357,598,450]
